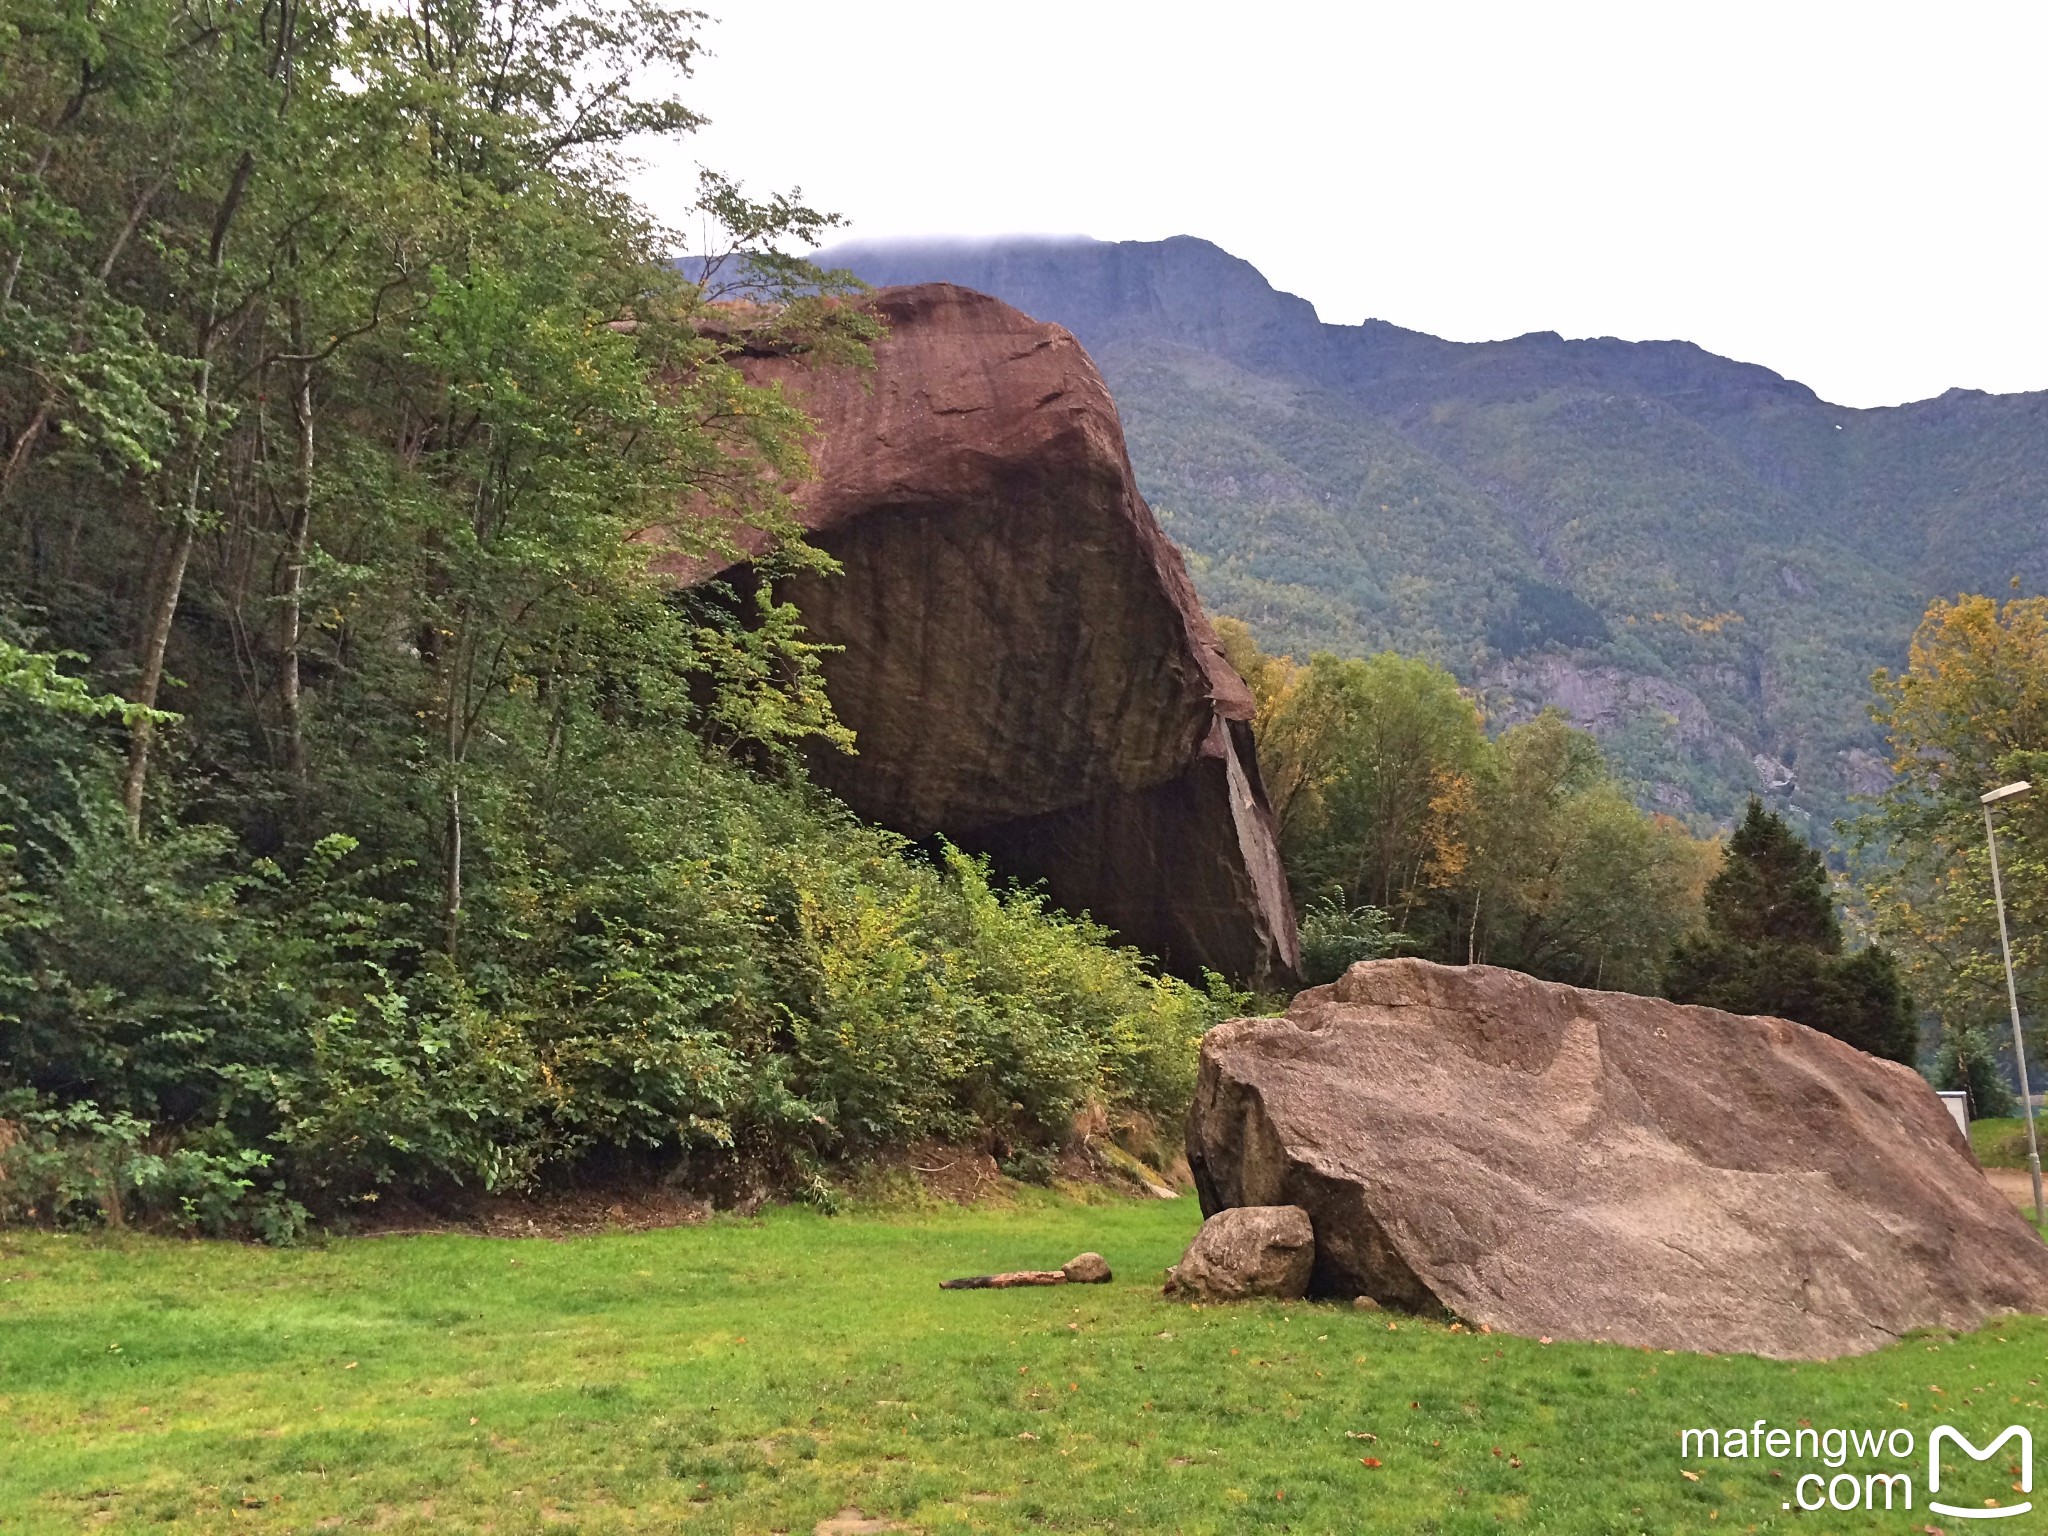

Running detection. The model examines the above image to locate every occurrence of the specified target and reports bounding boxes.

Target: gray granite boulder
[1164,1205,1314,1300]
[1188,958,2048,1358]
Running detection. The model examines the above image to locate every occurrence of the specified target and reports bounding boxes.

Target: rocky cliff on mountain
[671,282,1299,985]
[1187,958,2048,1358]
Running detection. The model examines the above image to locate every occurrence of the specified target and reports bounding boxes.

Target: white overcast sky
[626,0,2048,409]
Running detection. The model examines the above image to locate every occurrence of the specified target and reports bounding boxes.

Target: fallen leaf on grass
[1681,1471,1700,1482]
[1360,1457,1382,1469]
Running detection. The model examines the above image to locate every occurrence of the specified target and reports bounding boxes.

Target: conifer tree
[1666,799,1919,1064]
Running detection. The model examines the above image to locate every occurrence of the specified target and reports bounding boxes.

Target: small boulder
[1062,1252,1112,1284]
[1164,1205,1314,1300]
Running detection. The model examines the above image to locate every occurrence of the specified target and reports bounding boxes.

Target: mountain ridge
[814,235,2048,831]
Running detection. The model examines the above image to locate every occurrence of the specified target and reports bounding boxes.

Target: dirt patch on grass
[814,1509,907,1534]
[1984,1168,2040,1213]
[340,1137,1186,1237]
[901,1144,1007,1204]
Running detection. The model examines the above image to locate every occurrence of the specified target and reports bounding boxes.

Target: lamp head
[1983,780,2034,805]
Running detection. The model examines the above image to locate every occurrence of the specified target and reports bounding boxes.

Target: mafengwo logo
[1680,1419,2035,1517]
[1930,1426,2032,1520]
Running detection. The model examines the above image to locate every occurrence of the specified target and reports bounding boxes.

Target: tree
[1669,799,1918,1064]
[1705,797,1841,949]
[1446,711,1711,992]
[1217,623,1712,989]
[1858,593,2047,1072]
[1932,1021,2017,1119]
[1263,650,1485,938]
[0,0,1242,1231]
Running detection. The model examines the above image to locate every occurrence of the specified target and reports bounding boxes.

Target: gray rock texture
[1164,1205,1315,1300]
[1062,1252,1112,1284]
[1187,958,2048,1358]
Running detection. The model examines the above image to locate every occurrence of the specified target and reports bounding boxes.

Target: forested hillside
[821,236,2048,833]
[0,2,1226,1235]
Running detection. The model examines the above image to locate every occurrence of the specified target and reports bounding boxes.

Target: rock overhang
[659,283,1298,986]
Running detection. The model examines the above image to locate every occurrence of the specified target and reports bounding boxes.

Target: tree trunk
[120,154,250,833]
[122,513,196,833]
[440,620,465,959]
[280,301,315,778]
[441,777,462,960]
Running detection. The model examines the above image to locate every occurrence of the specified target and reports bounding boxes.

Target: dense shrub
[0,642,1229,1234]
[1295,899,1407,986]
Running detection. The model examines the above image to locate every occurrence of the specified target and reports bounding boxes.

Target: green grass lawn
[1973,1116,2041,1170]
[5,1195,2047,1534]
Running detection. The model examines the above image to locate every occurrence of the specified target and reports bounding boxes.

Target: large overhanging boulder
[1187,957,2048,1358]
[681,284,1298,986]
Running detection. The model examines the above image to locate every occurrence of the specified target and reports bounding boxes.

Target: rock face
[1188,958,2048,1358]
[689,284,1297,985]
[1164,1206,1315,1300]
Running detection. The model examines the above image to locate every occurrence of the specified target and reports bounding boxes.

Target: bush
[1934,1021,2018,1119]
[0,1093,306,1240]
[1296,898,1407,986]
[0,638,1233,1226]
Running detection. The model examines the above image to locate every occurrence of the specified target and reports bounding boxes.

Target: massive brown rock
[1188,958,2048,1358]
[682,284,1297,985]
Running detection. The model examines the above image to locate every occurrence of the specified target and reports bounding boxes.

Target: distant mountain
[815,236,2048,833]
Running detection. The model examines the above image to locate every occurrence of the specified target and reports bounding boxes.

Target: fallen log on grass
[939,1270,1066,1290]
[940,1252,1111,1289]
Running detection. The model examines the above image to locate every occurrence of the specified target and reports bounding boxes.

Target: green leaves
[1226,623,1712,993]
[1668,800,1917,1064]
[1706,798,1841,950]
[1859,596,2047,1070]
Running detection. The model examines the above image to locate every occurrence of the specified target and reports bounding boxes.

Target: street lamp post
[1982,780,2041,1225]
